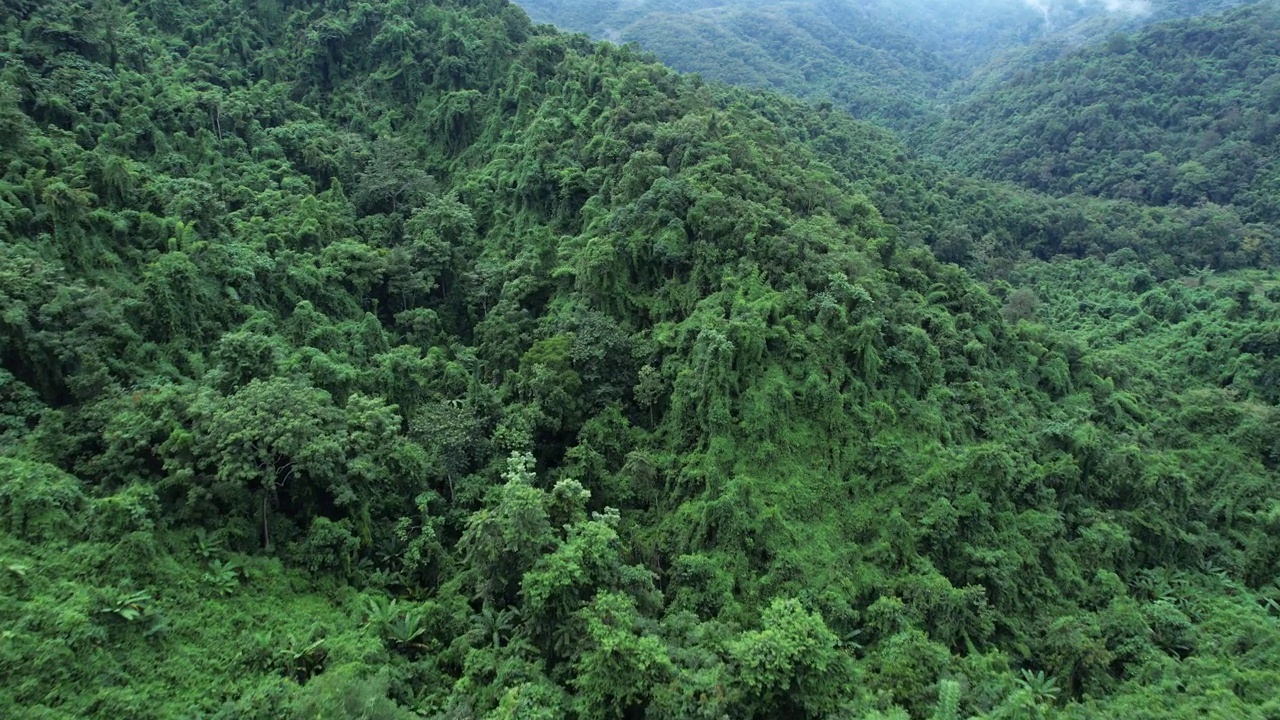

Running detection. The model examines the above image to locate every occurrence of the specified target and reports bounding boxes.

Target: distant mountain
[518,0,962,127]
[515,0,1257,130]
[923,1,1280,222]
[612,0,959,127]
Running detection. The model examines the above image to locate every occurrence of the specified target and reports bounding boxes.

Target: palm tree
[1016,669,1060,706]
[467,605,520,651]
[384,607,428,655]
[362,595,400,629]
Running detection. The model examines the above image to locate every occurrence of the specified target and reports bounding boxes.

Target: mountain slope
[514,0,1259,131]
[924,0,1280,223]
[1,0,1279,718]
[517,0,962,128]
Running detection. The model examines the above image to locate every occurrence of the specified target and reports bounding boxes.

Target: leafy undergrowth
[0,462,395,719]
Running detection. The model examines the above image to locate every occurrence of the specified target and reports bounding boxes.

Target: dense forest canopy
[513,0,1257,130]
[1,0,1279,718]
[515,0,1280,231]
[516,0,1280,268]
[922,1,1280,224]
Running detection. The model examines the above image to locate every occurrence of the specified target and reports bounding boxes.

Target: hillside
[923,0,1280,224]
[604,0,955,128]
[2,0,1280,719]
[516,0,962,128]
[513,0,1257,131]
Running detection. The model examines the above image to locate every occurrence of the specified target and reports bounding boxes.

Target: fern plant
[363,595,400,629]
[280,635,328,683]
[384,607,427,652]
[466,605,519,651]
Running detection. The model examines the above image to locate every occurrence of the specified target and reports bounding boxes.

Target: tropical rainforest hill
[514,0,962,128]
[922,0,1280,224]
[513,0,1256,130]
[2,0,1280,719]
[516,0,1280,259]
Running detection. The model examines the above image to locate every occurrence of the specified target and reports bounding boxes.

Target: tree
[1001,288,1041,323]
[458,452,555,607]
[186,377,344,548]
[570,593,674,720]
[354,137,436,214]
[0,457,86,542]
[728,598,852,718]
[633,364,665,427]
[519,504,656,660]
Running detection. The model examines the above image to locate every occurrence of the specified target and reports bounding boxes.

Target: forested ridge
[513,0,1257,132]
[2,1,1280,719]
[515,0,962,129]
[923,0,1280,223]
[516,0,1280,230]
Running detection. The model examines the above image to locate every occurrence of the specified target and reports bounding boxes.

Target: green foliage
[516,0,1252,133]
[1,0,1279,718]
[0,458,86,542]
[729,598,852,717]
[203,559,242,596]
[289,666,416,720]
[570,592,673,719]
[932,679,962,720]
[927,2,1280,229]
[528,0,957,130]
[98,588,154,623]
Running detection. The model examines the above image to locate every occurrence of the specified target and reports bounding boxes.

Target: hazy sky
[1022,0,1153,20]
